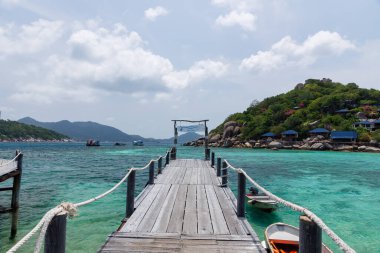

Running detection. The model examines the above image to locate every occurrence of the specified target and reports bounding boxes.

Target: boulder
[324,143,333,150]
[254,142,261,148]
[223,139,233,148]
[310,142,324,150]
[268,141,283,149]
[365,146,380,152]
[224,121,238,129]
[358,145,366,151]
[223,126,235,139]
[209,134,221,143]
[334,145,353,151]
[244,142,252,148]
[233,126,241,136]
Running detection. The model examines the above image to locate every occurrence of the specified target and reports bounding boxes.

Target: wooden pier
[98,158,265,253]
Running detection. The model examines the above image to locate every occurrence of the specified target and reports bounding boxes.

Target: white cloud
[0,19,64,55]
[144,6,169,21]
[215,11,256,31]
[240,31,356,71]
[4,20,228,104]
[162,60,229,89]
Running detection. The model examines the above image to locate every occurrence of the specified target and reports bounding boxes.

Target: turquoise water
[0,143,378,253]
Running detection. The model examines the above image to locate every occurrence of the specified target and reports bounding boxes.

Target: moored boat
[132,140,144,146]
[265,223,333,253]
[86,139,100,146]
[246,187,279,212]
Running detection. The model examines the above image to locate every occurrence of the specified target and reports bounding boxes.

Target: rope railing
[0,152,21,167]
[6,149,171,253]
[222,158,356,253]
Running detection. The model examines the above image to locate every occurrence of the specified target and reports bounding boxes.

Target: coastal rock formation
[268,141,283,149]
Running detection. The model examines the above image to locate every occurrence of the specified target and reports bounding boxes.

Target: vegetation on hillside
[211,79,380,141]
[0,120,68,141]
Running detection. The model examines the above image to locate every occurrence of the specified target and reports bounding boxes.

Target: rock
[324,143,333,150]
[254,142,261,148]
[209,134,221,143]
[365,146,380,152]
[310,142,324,150]
[358,145,366,151]
[294,83,304,90]
[268,141,283,149]
[223,139,233,148]
[334,145,353,151]
[233,126,241,136]
[224,121,238,129]
[223,126,235,139]
[244,142,252,148]
[293,144,300,149]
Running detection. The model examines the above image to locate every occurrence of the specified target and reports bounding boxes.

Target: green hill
[0,119,68,141]
[211,78,380,142]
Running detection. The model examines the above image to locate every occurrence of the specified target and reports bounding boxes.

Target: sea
[0,142,379,253]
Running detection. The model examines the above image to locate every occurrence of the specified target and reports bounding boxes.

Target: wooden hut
[309,128,330,138]
[281,130,298,141]
[330,131,357,142]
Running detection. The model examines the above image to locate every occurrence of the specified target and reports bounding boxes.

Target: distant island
[16,117,201,143]
[0,119,69,142]
[186,78,380,152]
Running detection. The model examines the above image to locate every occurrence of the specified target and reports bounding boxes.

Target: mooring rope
[0,152,20,168]
[224,159,356,253]
[6,153,161,253]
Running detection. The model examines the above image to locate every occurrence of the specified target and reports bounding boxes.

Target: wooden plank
[136,184,171,232]
[213,185,246,235]
[181,168,192,185]
[173,167,186,184]
[134,184,154,208]
[151,184,180,233]
[189,168,198,185]
[183,185,197,234]
[204,185,229,234]
[122,184,162,232]
[167,185,188,233]
[196,185,213,234]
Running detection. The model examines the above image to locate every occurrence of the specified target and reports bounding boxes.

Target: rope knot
[60,202,77,218]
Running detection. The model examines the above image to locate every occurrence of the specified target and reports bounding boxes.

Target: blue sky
[1,0,380,138]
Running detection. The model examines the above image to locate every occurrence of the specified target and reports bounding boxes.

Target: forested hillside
[0,120,68,141]
[211,78,380,141]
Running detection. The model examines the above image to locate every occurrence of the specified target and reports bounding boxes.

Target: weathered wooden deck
[99,159,265,253]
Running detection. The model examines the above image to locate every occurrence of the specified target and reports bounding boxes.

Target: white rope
[0,152,20,168]
[236,168,355,253]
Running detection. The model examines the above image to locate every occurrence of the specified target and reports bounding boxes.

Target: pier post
[216,157,221,177]
[10,208,19,239]
[211,152,215,167]
[148,161,155,185]
[237,171,246,217]
[299,215,322,253]
[45,213,67,253]
[126,169,136,218]
[221,160,228,187]
[166,152,170,165]
[158,157,163,174]
[205,148,210,160]
[11,151,23,210]
[171,147,176,160]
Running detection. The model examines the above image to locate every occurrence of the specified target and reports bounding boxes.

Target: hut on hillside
[353,121,374,131]
[309,128,330,138]
[330,131,357,143]
[281,130,298,141]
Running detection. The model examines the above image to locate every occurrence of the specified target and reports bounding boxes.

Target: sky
[0,0,380,138]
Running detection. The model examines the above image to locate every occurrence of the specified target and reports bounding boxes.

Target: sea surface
[0,143,379,253]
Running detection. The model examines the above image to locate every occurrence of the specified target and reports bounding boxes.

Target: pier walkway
[99,159,265,253]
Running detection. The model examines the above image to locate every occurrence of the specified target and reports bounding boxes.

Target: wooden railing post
[11,151,23,210]
[205,148,210,160]
[221,161,228,187]
[216,157,221,177]
[211,152,215,167]
[45,213,67,253]
[158,157,162,174]
[166,152,170,165]
[237,171,246,217]
[148,161,155,185]
[299,215,322,253]
[170,147,176,160]
[126,169,136,218]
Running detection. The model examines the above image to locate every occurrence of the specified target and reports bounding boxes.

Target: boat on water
[132,140,144,146]
[86,139,100,146]
[114,142,126,146]
[246,187,279,212]
[264,223,333,253]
